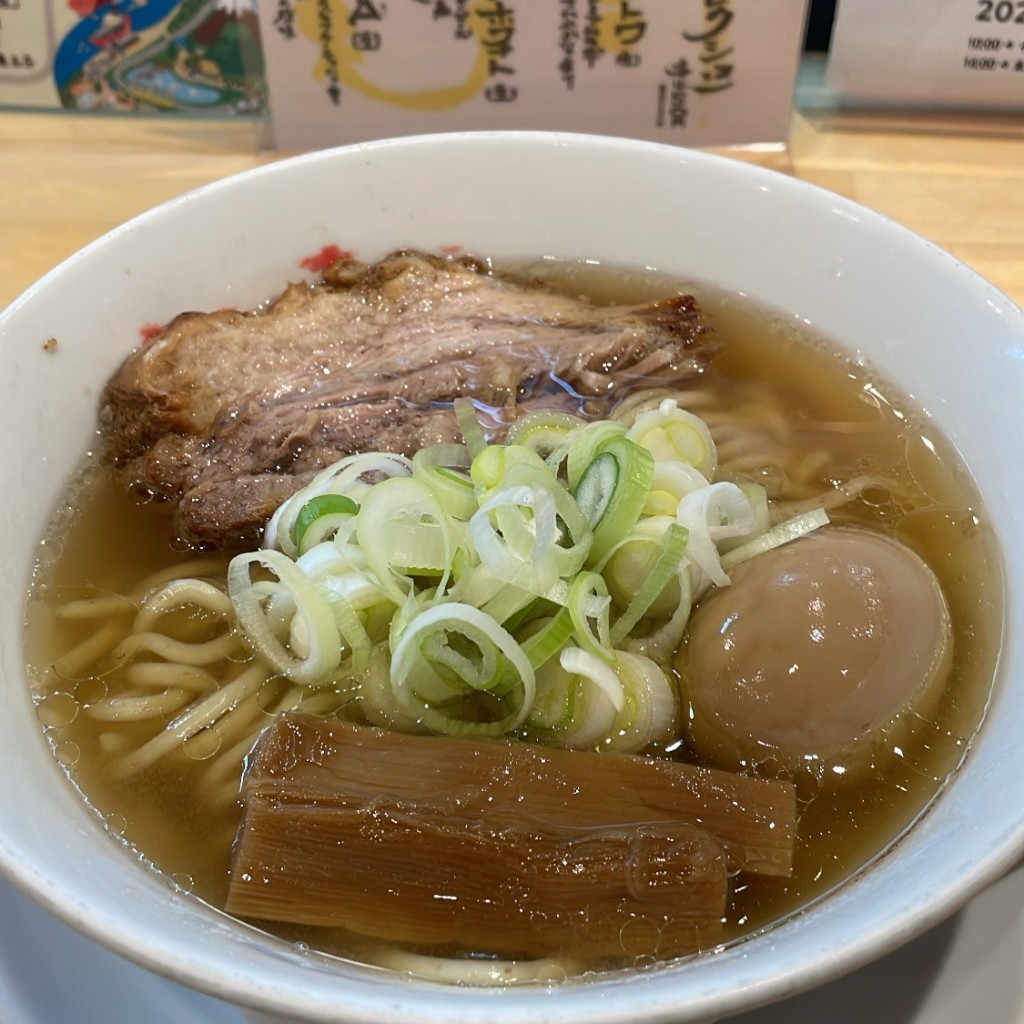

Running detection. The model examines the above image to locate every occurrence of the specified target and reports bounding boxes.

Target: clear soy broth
[24,260,1002,974]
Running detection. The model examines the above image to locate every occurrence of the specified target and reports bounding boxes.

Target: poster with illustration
[257,1,809,151]
[0,0,266,116]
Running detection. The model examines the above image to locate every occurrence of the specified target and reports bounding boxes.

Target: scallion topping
[226,394,830,750]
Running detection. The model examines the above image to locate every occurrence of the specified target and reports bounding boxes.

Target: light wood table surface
[1,107,1023,313]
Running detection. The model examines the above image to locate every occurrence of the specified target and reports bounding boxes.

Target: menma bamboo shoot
[226,714,796,963]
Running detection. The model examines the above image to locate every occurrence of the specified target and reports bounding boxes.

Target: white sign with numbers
[828,0,1024,111]
[258,0,808,152]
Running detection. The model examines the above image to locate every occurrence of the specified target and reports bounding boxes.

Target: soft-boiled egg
[678,527,953,777]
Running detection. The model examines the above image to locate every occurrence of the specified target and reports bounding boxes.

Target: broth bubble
[171,872,195,894]
[74,676,107,706]
[183,729,221,761]
[55,740,80,768]
[105,813,127,836]
[618,915,664,958]
[36,691,79,728]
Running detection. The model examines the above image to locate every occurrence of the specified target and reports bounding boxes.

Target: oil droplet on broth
[36,691,79,728]
[183,729,222,761]
[74,676,107,706]
[617,915,664,958]
[171,872,195,894]
[55,740,80,768]
[105,813,128,836]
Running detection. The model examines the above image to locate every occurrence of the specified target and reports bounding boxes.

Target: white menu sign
[258,0,808,151]
[828,0,1024,111]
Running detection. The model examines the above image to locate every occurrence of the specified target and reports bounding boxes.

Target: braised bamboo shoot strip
[228,794,729,962]
[235,714,796,877]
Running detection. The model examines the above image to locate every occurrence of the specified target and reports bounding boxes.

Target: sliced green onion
[294,494,359,554]
[536,648,677,752]
[506,410,586,459]
[228,550,341,686]
[471,484,556,593]
[622,568,694,663]
[565,420,628,490]
[603,651,677,753]
[610,522,688,645]
[627,398,717,478]
[500,597,545,634]
[608,389,677,427]
[390,602,536,736]
[480,583,538,627]
[643,461,710,517]
[720,506,830,571]
[574,437,654,566]
[567,572,613,662]
[676,481,757,590]
[226,394,797,751]
[357,642,425,731]
[454,397,488,459]
[266,452,412,557]
[601,516,673,597]
[718,481,770,553]
[556,646,624,749]
[412,444,477,521]
[470,443,550,496]
[573,452,617,524]
[470,472,592,596]
[559,646,625,712]
[527,657,579,732]
[326,591,372,676]
[519,608,575,670]
[356,477,455,604]
[296,543,382,612]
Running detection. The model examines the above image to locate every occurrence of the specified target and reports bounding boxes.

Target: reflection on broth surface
[23,259,1002,980]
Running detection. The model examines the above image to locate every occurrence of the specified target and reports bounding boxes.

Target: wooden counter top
[2,107,1022,312]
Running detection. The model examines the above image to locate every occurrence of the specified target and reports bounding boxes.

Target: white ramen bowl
[0,131,1022,1024]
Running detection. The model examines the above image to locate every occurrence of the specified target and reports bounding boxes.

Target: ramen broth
[24,263,1002,973]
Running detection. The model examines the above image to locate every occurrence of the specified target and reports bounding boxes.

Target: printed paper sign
[0,1,267,117]
[828,0,1024,111]
[257,0,809,151]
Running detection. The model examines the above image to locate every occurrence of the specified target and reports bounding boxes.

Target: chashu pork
[100,249,718,551]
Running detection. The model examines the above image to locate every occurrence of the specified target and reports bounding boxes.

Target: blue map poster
[0,0,267,117]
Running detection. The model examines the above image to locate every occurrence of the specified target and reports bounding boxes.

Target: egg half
[678,527,953,777]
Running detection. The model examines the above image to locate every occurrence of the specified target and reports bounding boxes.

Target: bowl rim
[2,128,1023,1024]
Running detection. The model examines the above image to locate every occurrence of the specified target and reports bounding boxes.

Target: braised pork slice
[100,250,718,551]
